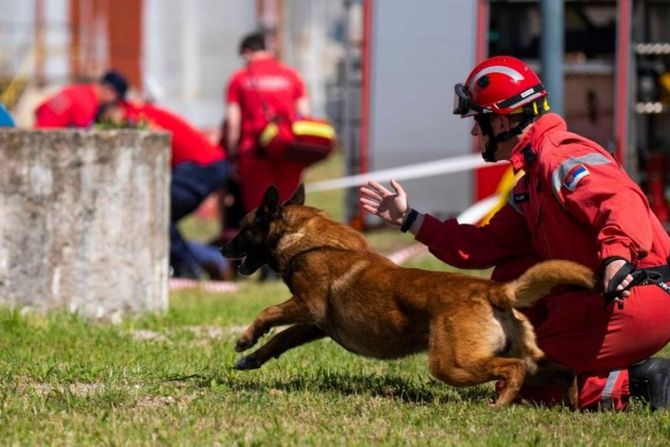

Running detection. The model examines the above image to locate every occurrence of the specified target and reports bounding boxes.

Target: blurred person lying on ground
[98,101,230,280]
[35,70,128,129]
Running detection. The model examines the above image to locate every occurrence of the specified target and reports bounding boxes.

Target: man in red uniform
[35,70,128,128]
[224,31,310,212]
[101,102,228,279]
[360,56,670,411]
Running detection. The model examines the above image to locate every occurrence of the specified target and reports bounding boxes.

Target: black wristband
[400,209,419,233]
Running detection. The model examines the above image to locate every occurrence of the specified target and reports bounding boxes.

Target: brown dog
[221,185,595,407]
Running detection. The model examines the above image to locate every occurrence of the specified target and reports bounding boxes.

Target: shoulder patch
[562,163,589,191]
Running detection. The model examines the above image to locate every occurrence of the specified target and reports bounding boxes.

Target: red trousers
[238,153,304,212]
[515,284,670,410]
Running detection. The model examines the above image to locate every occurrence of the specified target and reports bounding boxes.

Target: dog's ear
[284,184,305,206]
[258,185,280,219]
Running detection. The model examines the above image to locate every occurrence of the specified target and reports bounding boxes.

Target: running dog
[220,185,594,407]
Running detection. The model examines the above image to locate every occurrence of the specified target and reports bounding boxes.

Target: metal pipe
[540,0,564,116]
[342,0,356,223]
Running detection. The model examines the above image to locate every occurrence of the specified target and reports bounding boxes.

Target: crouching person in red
[99,102,228,279]
[360,56,670,411]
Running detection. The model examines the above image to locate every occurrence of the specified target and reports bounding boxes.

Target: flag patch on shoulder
[563,163,589,191]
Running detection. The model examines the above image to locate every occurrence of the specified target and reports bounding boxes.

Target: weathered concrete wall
[0,129,171,320]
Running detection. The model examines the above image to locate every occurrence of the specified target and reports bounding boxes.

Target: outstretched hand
[359,179,410,227]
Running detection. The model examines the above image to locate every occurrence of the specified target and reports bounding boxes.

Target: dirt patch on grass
[129,325,250,343]
[131,329,168,342]
[134,392,202,409]
[16,381,111,396]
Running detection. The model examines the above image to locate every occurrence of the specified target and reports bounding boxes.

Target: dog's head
[220,184,305,276]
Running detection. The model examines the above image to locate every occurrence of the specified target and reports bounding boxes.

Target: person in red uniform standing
[360,56,670,411]
[35,70,128,128]
[224,31,310,212]
[101,101,228,279]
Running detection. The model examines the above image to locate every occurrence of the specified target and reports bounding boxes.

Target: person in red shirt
[35,70,128,128]
[360,56,670,411]
[224,31,310,212]
[100,101,228,279]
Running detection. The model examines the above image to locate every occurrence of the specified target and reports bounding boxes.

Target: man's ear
[284,184,305,206]
[258,185,280,219]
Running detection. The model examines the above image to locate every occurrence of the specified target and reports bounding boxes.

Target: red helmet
[453,56,548,117]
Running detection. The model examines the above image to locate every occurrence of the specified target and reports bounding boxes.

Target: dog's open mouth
[220,242,268,276]
[221,252,255,275]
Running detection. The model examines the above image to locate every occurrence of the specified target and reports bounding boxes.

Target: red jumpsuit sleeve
[414,203,534,269]
[553,147,652,262]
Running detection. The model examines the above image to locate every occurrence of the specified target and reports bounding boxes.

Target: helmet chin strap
[475,114,532,162]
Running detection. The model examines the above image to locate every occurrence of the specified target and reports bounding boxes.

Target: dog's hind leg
[428,353,527,407]
[523,358,578,408]
[235,324,326,370]
[427,317,527,407]
[485,357,528,407]
[236,297,313,352]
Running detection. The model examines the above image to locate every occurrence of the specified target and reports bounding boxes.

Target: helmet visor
[453,83,486,117]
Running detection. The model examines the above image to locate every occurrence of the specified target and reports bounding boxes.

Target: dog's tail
[492,260,595,308]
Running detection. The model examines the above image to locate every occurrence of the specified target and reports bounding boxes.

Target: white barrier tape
[169,278,240,293]
[386,243,428,265]
[456,195,499,225]
[306,154,507,192]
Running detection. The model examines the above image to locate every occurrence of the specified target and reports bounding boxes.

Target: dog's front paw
[235,355,263,370]
[235,335,255,352]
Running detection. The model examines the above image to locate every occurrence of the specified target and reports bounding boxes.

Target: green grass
[5,153,670,445]
[2,282,670,446]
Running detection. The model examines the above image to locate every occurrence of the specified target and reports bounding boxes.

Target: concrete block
[0,129,171,320]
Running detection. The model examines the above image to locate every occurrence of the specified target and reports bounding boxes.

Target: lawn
[3,285,670,446]
[2,153,670,445]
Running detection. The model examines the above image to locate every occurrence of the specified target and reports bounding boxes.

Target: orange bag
[259,117,336,165]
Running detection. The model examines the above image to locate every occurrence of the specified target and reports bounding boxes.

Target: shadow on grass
[165,369,494,405]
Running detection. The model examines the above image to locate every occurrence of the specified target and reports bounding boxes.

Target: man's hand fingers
[611,274,635,301]
[360,197,379,209]
[361,204,378,215]
[616,274,635,290]
[367,180,392,197]
[360,186,383,201]
[389,178,406,196]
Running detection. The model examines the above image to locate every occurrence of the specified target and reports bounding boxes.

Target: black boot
[629,357,670,410]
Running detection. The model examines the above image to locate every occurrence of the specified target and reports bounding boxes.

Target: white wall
[143,0,256,128]
[367,0,478,216]
[0,0,69,83]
